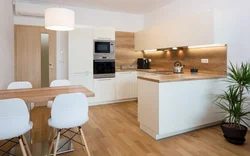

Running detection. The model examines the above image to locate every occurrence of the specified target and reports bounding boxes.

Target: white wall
[144,0,250,64]
[14,2,144,32]
[144,0,250,127]
[0,0,14,89]
[14,2,144,79]
[56,31,68,80]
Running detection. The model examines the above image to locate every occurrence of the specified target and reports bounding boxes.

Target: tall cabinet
[68,28,94,102]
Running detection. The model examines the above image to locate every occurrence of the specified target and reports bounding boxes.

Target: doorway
[14,25,57,143]
[14,25,56,88]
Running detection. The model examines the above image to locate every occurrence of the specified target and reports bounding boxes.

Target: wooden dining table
[0,85,95,156]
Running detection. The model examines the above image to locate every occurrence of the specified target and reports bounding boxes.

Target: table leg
[25,102,32,148]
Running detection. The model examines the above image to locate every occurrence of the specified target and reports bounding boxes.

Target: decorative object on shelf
[45,0,75,31]
[190,67,198,74]
[214,62,250,145]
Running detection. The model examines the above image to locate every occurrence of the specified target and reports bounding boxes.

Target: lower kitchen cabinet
[116,72,137,100]
[69,72,94,103]
[93,78,116,103]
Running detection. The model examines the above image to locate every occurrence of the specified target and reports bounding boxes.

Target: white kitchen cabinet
[94,78,116,103]
[69,72,94,103]
[69,27,94,73]
[135,9,224,51]
[116,72,137,100]
[69,27,94,103]
[94,27,115,40]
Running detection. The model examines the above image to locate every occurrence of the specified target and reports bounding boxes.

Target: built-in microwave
[94,40,115,59]
[94,59,115,79]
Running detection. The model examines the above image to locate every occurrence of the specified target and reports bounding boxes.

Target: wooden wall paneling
[15,25,41,88]
[143,46,227,74]
[115,32,143,69]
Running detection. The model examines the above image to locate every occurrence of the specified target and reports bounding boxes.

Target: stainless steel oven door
[94,59,115,79]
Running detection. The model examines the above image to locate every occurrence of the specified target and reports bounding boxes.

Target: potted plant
[214,62,250,145]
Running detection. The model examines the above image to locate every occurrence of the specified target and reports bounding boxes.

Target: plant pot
[220,123,248,145]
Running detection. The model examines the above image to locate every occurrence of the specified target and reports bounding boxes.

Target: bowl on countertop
[190,68,198,74]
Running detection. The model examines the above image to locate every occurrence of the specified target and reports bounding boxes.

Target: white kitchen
[0,0,250,156]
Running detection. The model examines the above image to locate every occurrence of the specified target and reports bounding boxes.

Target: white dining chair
[48,93,91,156]
[7,81,35,110]
[47,80,72,108]
[0,98,33,156]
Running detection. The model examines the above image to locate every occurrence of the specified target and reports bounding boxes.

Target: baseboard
[89,98,137,106]
[140,121,221,140]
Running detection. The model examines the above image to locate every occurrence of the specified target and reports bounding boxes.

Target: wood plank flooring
[60,101,250,156]
[2,101,249,156]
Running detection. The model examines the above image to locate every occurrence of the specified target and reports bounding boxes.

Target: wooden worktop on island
[138,73,227,83]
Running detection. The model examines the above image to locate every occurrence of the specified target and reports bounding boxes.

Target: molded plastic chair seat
[0,98,33,156]
[0,118,33,140]
[48,93,91,156]
[7,81,35,110]
[47,80,72,108]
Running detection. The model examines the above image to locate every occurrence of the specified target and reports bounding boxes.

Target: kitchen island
[137,73,227,140]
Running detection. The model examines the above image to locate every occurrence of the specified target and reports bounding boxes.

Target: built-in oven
[94,40,115,59]
[94,59,115,79]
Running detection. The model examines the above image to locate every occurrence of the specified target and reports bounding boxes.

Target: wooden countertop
[0,85,95,103]
[138,73,227,83]
[116,68,172,73]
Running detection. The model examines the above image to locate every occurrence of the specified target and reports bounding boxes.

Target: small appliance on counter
[137,58,150,69]
[173,61,184,74]
[190,67,199,74]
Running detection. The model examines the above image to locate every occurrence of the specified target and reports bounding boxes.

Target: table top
[0,85,95,102]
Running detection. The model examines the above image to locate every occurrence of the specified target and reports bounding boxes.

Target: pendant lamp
[45,1,75,31]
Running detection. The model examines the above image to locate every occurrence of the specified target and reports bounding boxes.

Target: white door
[69,28,94,74]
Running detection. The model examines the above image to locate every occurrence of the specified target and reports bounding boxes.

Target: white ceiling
[16,0,175,14]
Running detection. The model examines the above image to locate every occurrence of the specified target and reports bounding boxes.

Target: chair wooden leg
[79,127,91,156]
[53,130,61,156]
[22,135,32,156]
[48,129,57,156]
[19,137,27,156]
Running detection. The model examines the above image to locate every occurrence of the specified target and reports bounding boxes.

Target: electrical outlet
[201,59,209,64]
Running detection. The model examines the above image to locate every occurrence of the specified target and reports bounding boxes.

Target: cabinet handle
[120,72,132,74]
[97,79,112,81]
[98,37,111,40]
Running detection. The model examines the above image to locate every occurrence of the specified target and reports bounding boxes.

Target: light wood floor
[2,101,249,156]
[57,101,250,156]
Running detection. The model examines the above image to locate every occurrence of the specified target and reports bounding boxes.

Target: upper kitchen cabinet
[94,27,115,40]
[135,9,224,51]
[69,27,94,73]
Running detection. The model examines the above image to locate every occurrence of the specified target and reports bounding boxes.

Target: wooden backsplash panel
[115,32,143,68]
[144,46,227,73]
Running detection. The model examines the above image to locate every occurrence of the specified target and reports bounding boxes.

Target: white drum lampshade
[45,8,75,31]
